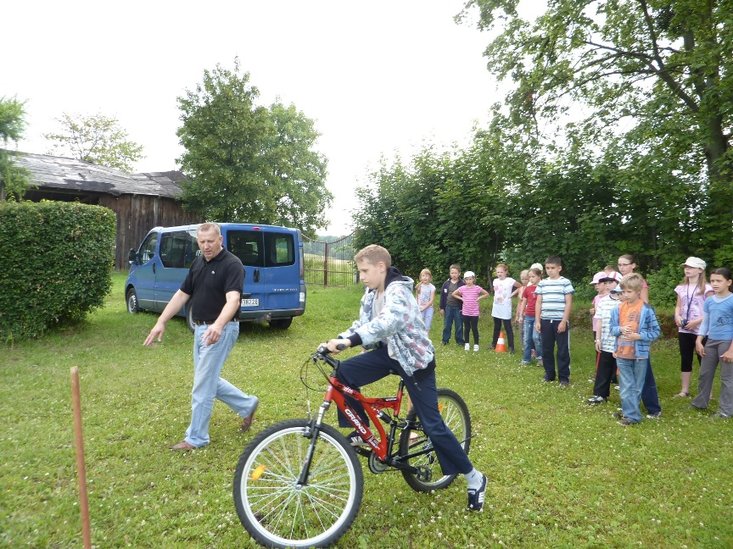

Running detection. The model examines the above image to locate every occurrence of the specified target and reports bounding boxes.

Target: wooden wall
[99,194,200,270]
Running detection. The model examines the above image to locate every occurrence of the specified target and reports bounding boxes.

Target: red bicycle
[233,346,472,547]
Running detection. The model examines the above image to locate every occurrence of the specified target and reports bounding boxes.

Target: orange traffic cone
[495,331,508,353]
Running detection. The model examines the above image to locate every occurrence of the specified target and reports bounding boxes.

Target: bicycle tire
[398,388,472,492]
[233,419,363,548]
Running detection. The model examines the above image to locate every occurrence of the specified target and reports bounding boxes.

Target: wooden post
[323,241,329,287]
[70,367,92,549]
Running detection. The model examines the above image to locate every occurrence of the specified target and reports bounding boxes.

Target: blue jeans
[336,345,473,475]
[617,357,647,423]
[185,321,258,447]
[442,305,464,345]
[522,317,542,362]
[641,359,661,415]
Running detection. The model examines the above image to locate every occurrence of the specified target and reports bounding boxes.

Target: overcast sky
[2,0,501,234]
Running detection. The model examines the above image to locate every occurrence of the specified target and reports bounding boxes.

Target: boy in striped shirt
[534,256,575,386]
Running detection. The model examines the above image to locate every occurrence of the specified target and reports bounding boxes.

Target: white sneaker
[473,344,479,352]
[464,343,470,351]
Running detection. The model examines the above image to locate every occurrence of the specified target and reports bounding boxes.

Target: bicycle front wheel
[233,419,363,548]
[399,388,472,492]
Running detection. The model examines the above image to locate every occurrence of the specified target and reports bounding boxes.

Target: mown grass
[1,273,732,547]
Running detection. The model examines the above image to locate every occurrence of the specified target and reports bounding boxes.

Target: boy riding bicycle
[323,244,487,511]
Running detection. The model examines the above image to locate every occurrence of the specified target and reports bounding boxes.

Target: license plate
[241,298,259,307]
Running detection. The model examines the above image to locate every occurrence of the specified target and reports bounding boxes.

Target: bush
[0,201,115,342]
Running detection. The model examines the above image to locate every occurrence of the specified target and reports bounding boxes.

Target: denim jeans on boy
[641,359,661,415]
[616,357,647,423]
[522,317,542,363]
[185,321,258,447]
[442,305,464,345]
[540,319,570,383]
[336,344,473,475]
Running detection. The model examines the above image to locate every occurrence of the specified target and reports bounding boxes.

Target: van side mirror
[128,248,141,265]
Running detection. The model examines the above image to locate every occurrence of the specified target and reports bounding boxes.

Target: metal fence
[302,233,358,286]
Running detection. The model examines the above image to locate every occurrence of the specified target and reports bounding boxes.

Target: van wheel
[186,307,196,332]
[126,288,140,313]
[269,318,292,329]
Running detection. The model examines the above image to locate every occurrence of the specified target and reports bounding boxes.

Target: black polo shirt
[181,248,244,322]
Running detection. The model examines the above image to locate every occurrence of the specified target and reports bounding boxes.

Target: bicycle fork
[296,398,332,486]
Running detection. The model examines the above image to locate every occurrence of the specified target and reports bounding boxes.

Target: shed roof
[9,150,186,198]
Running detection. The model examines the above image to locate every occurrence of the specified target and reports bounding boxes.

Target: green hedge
[0,201,115,343]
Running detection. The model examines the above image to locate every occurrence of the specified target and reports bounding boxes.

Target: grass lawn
[1,272,732,547]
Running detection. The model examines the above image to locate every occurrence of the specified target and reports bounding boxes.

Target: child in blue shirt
[691,267,733,418]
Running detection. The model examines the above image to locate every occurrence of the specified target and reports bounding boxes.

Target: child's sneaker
[467,474,487,512]
[586,395,606,405]
[464,343,470,351]
[473,344,479,352]
[519,360,530,365]
[345,430,369,448]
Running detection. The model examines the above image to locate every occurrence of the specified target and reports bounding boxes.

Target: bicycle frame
[325,375,405,461]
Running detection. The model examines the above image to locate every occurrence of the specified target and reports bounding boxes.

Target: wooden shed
[14,151,201,269]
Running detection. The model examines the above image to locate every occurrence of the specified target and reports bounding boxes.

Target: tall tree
[465,0,733,263]
[0,97,30,200]
[177,60,332,235]
[44,113,144,172]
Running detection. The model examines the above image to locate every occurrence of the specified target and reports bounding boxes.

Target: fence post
[323,241,329,286]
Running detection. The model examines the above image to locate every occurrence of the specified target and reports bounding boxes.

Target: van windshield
[228,230,295,267]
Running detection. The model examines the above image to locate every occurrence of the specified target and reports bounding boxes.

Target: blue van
[125,223,305,329]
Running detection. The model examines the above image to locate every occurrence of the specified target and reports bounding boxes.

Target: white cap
[590,271,606,284]
[530,262,543,271]
[682,257,706,270]
[464,270,476,279]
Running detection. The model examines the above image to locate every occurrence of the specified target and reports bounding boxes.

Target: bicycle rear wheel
[398,388,471,492]
[233,419,363,548]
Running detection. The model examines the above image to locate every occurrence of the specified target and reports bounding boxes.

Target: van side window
[140,233,158,263]
[265,233,295,266]
[228,231,264,267]
[160,231,197,269]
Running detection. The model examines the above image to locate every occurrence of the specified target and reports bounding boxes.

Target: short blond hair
[354,244,392,268]
[419,268,433,281]
[620,272,644,293]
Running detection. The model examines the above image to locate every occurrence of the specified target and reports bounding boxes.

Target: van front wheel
[126,288,140,313]
[269,318,292,329]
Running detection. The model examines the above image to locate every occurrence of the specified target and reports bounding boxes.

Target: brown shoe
[240,402,259,433]
[170,440,196,451]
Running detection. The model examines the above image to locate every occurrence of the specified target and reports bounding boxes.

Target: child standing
[452,271,489,351]
[587,283,623,404]
[416,268,437,332]
[440,264,465,346]
[534,256,575,386]
[515,269,530,352]
[589,271,611,339]
[674,257,713,397]
[610,273,661,425]
[491,263,521,353]
[617,254,661,418]
[517,267,543,365]
[691,267,733,418]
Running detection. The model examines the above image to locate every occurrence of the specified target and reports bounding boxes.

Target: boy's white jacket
[339,268,434,376]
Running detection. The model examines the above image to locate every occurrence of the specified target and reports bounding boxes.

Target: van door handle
[254,269,260,283]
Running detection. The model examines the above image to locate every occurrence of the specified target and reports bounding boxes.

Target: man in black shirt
[144,223,258,450]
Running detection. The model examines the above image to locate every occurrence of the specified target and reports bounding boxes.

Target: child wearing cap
[587,279,624,404]
[674,257,713,397]
[452,271,489,351]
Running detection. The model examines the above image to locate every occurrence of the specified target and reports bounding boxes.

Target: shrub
[0,201,115,342]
